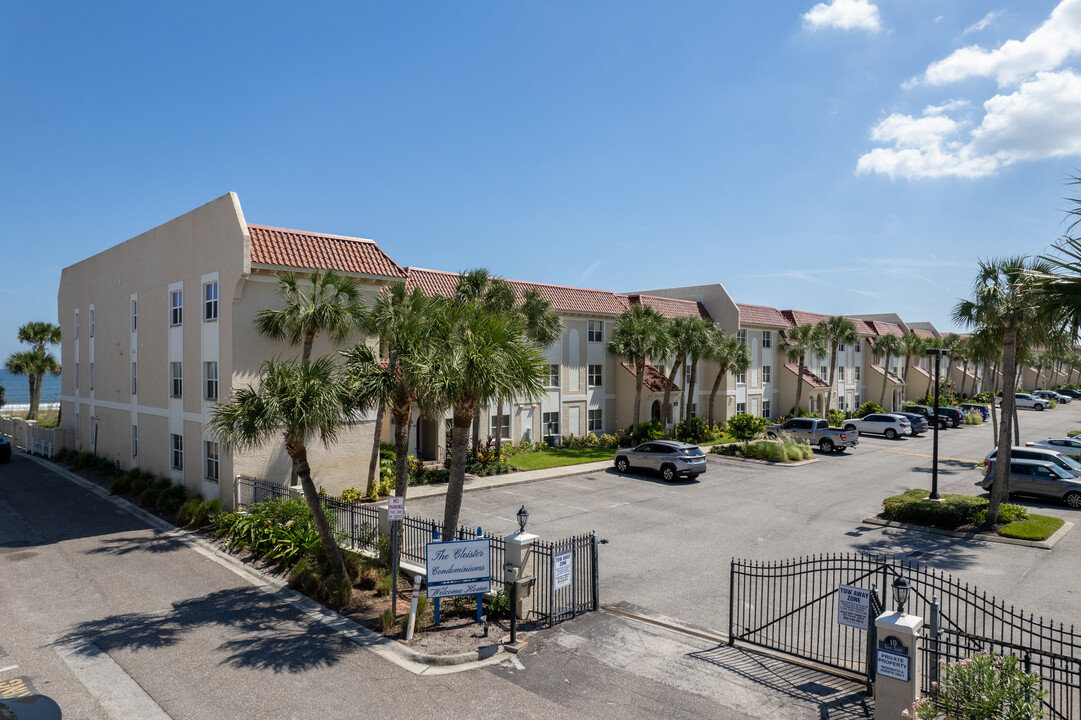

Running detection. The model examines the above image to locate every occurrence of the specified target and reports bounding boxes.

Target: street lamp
[516,505,529,533]
[925,349,950,500]
[892,574,912,614]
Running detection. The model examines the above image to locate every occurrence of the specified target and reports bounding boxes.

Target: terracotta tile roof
[623,294,711,321]
[871,365,905,384]
[785,364,829,388]
[621,362,679,393]
[912,328,938,339]
[867,320,905,337]
[779,310,875,335]
[404,267,629,316]
[248,224,406,279]
[736,303,790,329]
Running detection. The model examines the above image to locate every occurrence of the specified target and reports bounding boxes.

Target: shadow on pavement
[600,468,703,486]
[55,586,354,673]
[907,458,980,475]
[85,532,188,556]
[849,528,983,572]
[688,644,872,719]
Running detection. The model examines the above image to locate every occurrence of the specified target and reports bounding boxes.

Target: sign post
[389,497,404,616]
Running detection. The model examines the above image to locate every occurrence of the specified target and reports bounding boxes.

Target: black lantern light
[892,575,912,614]
[517,505,529,533]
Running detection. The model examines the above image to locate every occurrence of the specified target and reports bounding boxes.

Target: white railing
[0,416,65,458]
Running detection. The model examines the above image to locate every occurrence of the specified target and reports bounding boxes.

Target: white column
[874,611,924,720]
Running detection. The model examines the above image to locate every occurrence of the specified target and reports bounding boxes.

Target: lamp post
[925,349,950,500]
[509,505,529,648]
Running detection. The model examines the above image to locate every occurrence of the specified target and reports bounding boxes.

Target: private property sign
[425,538,491,599]
[837,584,871,630]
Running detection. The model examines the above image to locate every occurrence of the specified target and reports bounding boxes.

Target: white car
[843,413,912,440]
[1034,390,1071,404]
[1026,437,1081,460]
[995,393,1049,411]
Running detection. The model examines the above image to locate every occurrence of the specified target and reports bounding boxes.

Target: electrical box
[504,563,520,584]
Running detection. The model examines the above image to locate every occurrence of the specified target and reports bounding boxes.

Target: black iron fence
[729,552,1081,718]
[233,476,598,627]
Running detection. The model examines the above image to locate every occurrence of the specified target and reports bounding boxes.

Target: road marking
[0,665,17,674]
[55,642,172,719]
[881,450,980,464]
[0,677,33,699]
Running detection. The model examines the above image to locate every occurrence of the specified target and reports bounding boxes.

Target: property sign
[554,550,573,590]
[388,496,404,521]
[425,538,491,599]
[837,584,871,630]
[877,635,911,682]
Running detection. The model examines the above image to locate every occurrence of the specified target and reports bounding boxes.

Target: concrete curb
[21,452,509,671]
[707,454,820,468]
[861,515,1075,550]
[407,459,614,499]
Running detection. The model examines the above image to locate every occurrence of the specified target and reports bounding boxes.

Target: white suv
[995,393,1048,411]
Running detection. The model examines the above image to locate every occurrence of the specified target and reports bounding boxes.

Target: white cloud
[963,11,999,36]
[857,70,1081,179]
[924,99,970,115]
[922,0,1081,87]
[802,0,882,33]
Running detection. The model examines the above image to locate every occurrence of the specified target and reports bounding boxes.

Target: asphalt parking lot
[405,404,1081,634]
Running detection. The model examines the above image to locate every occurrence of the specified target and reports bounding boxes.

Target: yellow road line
[881,450,982,464]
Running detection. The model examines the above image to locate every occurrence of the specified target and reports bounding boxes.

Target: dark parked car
[904,405,950,429]
[0,436,10,463]
[1055,388,1081,399]
[893,411,929,435]
[958,403,990,420]
[614,440,707,481]
[983,459,1081,509]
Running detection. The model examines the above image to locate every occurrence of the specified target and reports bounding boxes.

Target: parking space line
[0,666,17,674]
[881,450,980,464]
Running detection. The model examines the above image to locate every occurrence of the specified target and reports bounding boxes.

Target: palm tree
[779,323,825,415]
[428,294,548,538]
[6,321,61,420]
[607,304,670,442]
[209,357,351,581]
[871,334,905,409]
[255,270,367,363]
[952,336,971,399]
[899,332,926,401]
[954,256,1052,524]
[967,326,1001,437]
[350,283,436,499]
[817,317,858,412]
[703,327,750,428]
[675,318,713,425]
[659,317,695,430]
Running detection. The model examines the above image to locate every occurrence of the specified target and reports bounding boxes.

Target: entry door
[520,407,534,444]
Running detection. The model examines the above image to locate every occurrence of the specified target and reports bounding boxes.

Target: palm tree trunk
[794,356,806,414]
[366,402,385,498]
[990,391,999,440]
[471,411,481,457]
[959,361,969,399]
[494,400,505,460]
[878,353,891,407]
[990,328,1019,524]
[392,404,411,498]
[827,347,838,412]
[443,403,475,538]
[1013,403,1020,445]
[632,364,645,441]
[289,438,348,581]
[707,369,725,428]
[661,357,684,433]
[686,358,699,421]
[27,373,40,421]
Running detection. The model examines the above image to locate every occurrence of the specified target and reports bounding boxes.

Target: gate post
[590,530,599,611]
[874,610,924,719]
[864,583,879,696]
[928,595,941,695]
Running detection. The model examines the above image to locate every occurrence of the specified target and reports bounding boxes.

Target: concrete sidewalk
[407,459,615,499]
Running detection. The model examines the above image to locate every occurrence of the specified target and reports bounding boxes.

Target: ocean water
[0,367,62,405]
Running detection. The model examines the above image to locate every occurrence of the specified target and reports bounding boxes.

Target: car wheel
[765,432,777,440]
[1036,404,1045,412]
[687,473,702,480]
[661,464,677,482]
[819,439,834,453]
[615,457,629,473]
[884,428,897,440]
[1065,491,1081,509]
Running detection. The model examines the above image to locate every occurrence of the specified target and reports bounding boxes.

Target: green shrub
[1050,399,1058,409]
[139,488,161,508]
[380,608,397,633]
[190,498,222,527]
[855,402,883,418]
[1069,429,1081,438]
[176,495,204,526]
[674,416,711,443]
[53,447,73,463]
[963,411,983,425]
[765,442,787,462]
[375,574,393,597]
[95,456,117,474]
[110,473,133,496]
[623,420,663,442]
[826,409,846,427]
[727,413,770,442]
[341,486,365,503]
[909,652,1045,720]
[157,483,189,514]
[883,489,989,529]
[486,591,510,619]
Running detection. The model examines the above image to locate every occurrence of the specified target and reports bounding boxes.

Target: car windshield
[1052,464,1075,479]
[1059,454,1081,471]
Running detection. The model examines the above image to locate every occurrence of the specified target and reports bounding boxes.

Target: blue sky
[3,0,1081,361]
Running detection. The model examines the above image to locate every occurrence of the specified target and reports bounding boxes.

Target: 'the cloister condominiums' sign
[425,538,492,599]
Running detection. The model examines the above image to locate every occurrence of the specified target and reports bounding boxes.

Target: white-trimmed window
[855,394,861,407]
[762,331,771,348]
[588,364,602,386]
[489,414,510,441]
[738,370,747,384]
[203,282,219,322]
[89,309,94,337]
[762,400,771,418]
[204,361,219,401]
[89,363,94,391]
[131,362,137,394]
[855,366,861,381]
[131,425,138,457]
[547,364,559,387]
[588,408,603,433]
[171,433,184,470]
[737,402,747,414]
[820,366,828,380]
[132,299,137,331]
[855,341,861,353]
[689,403,697,418]
[838,366,845,382]
[170,290,183,326]
[587,321,603,343]
[542,411,560,437]
[170,362,183,398]
[205,441,220,481]
[737,329,747,346]
[762,365,771,383]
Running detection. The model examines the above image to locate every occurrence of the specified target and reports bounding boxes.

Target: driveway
[404,405,1081,634]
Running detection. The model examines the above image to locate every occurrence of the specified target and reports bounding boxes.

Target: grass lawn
[507,447,616,471]
[997,514,1064,541]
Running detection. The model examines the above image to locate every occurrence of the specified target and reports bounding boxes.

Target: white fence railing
[0,416,66,458]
